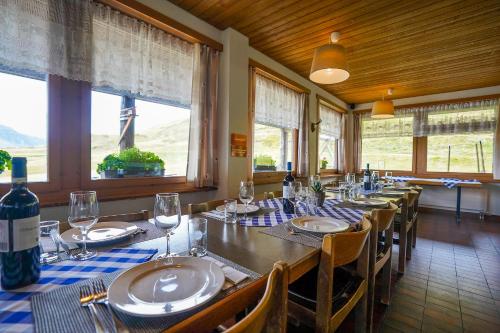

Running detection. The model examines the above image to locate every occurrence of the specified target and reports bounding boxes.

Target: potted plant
[96,148,165,179]
[253,154,277,171]
[0,150,12,175]
[310,178,326,207]
[97,153,124,179]
[320,158,328,170]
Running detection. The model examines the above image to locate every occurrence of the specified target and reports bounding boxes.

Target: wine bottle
[363,163,371,191]
[0,157,41,289]
[283,162,295,214]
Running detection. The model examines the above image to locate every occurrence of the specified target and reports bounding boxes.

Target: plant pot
[99,170,121,179]
[254,165,277,171]
[312,191,326,207]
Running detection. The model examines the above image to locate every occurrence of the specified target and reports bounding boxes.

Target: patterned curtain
[254,73,302,130]
[187,44,219,187]
[0,0,92,81]
[92,3,194,107]
[319,104,342,139]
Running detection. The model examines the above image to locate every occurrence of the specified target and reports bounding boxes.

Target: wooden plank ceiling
[168,0,500,104]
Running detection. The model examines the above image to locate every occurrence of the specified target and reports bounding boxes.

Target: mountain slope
[0,125,45,148]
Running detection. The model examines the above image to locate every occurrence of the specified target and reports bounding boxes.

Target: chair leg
[412,218,418,248]
[406,224,412,260]
[398,223,407,274]
[380,258,392,305]
[355,292,368,333]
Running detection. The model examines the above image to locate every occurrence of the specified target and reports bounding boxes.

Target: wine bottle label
[0,216,40,252]
[363,176,370,182]
[283,185,295,199]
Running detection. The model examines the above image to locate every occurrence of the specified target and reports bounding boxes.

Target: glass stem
[82,229,88,254]
[166,233,171,256]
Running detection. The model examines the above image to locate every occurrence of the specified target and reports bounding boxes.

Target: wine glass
[68,191,99,261]
[239,181,254,221]
[154,193,181,258]
[346,173,356,185]
[385,171,393,185]
[291,181,303,217]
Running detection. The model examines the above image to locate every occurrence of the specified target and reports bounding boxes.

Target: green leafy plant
[96,147,165,175]
[0,150,12,174]
[310,180,324,193]
[97,153,124,173]
[320,158,328,169]
[253,154,276,167]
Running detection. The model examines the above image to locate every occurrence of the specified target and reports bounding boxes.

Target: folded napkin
[202,255,249,286]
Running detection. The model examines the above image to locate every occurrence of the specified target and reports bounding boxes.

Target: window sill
[253,171,288,185]
[319,169,342,177]
[35,184,217,208]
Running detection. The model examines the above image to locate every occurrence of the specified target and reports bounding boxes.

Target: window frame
[356,95,499,182]
[316,95,346,177]
[248,61,307,185]
[0,74,62,194]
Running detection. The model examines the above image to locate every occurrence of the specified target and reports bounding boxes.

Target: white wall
[355,86,500,216]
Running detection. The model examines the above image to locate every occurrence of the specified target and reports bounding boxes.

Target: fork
[93,280,129,333]
[80,285,107,333]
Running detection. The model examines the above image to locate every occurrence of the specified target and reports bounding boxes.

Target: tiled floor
[288,210,500,332]
[379,210,500,333]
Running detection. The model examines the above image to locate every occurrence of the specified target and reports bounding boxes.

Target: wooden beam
[98,0,223,51]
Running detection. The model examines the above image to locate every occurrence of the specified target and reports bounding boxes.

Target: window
[251,69,304,177]
[318,102,342,171]
[0,71,48,183]
[253,123,292,172]
[361,115,414,171]
[427,133,493,173]
[91,90,191,179]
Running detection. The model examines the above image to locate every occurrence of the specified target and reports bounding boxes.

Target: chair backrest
[370,202,398,232]
[188,199,227,215]
[331,218,372,267]
[226,261,289,333]
[264,191,283,200]
[404,190,419,220]
[98,210,150,223]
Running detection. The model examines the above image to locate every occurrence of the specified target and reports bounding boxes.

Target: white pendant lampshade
[371,89,395,119]
[309,32,349,84]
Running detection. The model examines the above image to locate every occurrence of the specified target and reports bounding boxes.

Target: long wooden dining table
[128,214,320,333]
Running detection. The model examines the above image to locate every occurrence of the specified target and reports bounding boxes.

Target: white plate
[348,198,388,207]
[60,221,138,245]
[380,191,405,197]
[108,256,225,317]
[291,216,349,234]
[216,204,260,214]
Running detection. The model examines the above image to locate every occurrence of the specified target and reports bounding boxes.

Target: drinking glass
[154,193,181,257]
[68,191,99,261]
[224,199,238,224]
[372,171,380,182]
[346,173,356,185]
[296,186,310,216]
[385,171,394,185]
[338,181,347,198]
[291,181,303,216]
[39,220,60,264]
[349,184,361,200]
[188,218,207,257]
[239,181,254,221]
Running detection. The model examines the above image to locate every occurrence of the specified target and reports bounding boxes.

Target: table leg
[456,186,461,224]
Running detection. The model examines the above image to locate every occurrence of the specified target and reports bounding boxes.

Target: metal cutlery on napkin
[286,225,322,241]
[93,279,129,333]
[79,285,107,333]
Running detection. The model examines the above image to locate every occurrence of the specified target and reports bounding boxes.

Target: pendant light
[371,88,395,119]
[309,32,349,84]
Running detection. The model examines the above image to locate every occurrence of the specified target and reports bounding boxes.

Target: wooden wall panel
[169,0,500,104]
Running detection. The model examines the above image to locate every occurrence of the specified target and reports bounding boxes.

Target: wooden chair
[225,261,289,333]
[288,217,372,333]
[188,199,227,215]
[60,210,150,232]
[264,191,283,199]
[411,186,423,248]
[366,203,398,329]
[394,190,419,273]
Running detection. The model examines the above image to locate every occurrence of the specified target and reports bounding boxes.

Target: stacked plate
[60,221,139,246]
[108,257,225,317]
[291,216,350,234]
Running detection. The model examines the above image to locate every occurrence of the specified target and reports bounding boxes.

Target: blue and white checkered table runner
[240,198,365,227]
[390,176,479,189]
[0,248,157,333]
